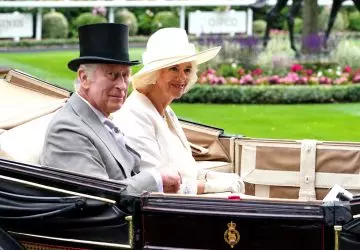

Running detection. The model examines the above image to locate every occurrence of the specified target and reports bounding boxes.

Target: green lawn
[0,49,144,90]
[1,50,360,141]
[172,103,360,141]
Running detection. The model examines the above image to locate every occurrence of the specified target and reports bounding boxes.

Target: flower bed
[198,64,360,86]
[180,64,360,104]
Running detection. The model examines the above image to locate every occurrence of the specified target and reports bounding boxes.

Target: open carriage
[0,68,360,249]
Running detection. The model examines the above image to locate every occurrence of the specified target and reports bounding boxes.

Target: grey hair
[73,64,98,92]
[133,61,198,93]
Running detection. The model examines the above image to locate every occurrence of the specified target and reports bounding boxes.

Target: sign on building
[189,10,248,36]
[0,13,33,40]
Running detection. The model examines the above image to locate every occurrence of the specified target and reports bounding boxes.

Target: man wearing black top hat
[41,23,181,194]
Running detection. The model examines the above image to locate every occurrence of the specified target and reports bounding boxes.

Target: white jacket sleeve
[116,107,163,171]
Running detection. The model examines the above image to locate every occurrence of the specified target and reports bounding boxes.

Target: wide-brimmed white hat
[131,28,221,90]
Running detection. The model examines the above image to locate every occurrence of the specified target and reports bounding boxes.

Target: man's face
[80,64,130,116]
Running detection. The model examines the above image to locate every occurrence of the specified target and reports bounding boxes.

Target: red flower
[290,64,303,72]
[304,69,313,76]
[343,66,352,73]
[251,68,263,76]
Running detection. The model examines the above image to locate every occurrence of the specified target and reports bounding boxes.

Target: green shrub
[332,40,360,69]
[138,9,154,35]
[0,36,149,49]
[42,10,69,39]
[115,8,138,36]
[151,11,179,33]
[255,35,295,75]
[341,9,350,29]
[318,7,347,31]
[253,20,266,35]
[217,64,239,78]
[348,11,360,31]
[301,61,338,72]
[214,6,231,12]
[283,17,303,34]
[294,18,303,34]
[177,84,360,104]
[73,12,107,35]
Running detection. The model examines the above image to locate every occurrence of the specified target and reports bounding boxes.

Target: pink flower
[208,74,218,84]
[255,77,269,85]
[334,76,348,85]
[319,76,332,85]
[281,72,299,85]
[304,69,313,76]
[295,76,308,85]
[353,74,360,83]
[207,68,216,75]
[343,66,352,73]
[218,77,226,85]
[92,6,107,16]
[227,77,239,84]
[239,74,254,85]
[290,64,303,73]
[237,68,245,76]
[198,76,208,84]
[251,68,263,76]
[268,75,280,84]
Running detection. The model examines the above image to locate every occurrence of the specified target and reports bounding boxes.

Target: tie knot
[104,119,120,134]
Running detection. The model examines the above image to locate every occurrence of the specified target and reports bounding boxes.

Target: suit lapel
[68,94,131,177]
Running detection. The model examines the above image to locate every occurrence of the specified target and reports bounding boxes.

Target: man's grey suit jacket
[40,94,158,194]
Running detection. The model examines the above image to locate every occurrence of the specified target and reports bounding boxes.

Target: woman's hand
[203,171,245,194]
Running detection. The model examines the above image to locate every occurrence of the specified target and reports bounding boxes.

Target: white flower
[146,9,154,17]
[317,71,323,77]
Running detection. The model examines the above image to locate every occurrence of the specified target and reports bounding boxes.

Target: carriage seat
[0,112,57,165]
[0,111,234,172]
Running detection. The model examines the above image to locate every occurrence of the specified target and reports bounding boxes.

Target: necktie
[103,118,140,176]
[104,118,126,147]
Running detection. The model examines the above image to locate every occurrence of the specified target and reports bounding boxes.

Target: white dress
[112,90,198,193]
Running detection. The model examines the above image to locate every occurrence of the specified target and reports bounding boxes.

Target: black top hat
[68,23,140,72]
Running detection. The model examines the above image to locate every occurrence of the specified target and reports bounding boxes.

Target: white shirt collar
[76,92,108,124]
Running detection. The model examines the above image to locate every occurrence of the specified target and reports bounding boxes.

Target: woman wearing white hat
[113,28,244,195]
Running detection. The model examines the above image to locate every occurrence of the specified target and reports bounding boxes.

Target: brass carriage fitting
[334,225,342,250]
[125,216,134,248]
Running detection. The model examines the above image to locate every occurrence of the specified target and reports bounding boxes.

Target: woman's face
[157,62,193,100]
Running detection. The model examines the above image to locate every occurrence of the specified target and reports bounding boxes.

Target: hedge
[0,36,151,48]
[176,84,360,104]
[0,34,199,49]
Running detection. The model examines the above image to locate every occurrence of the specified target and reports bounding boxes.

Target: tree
[301,0,319,54]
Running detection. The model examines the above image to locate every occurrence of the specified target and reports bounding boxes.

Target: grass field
[1,49,360,141]
[172,103,360,141]
[0,49,144,90]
